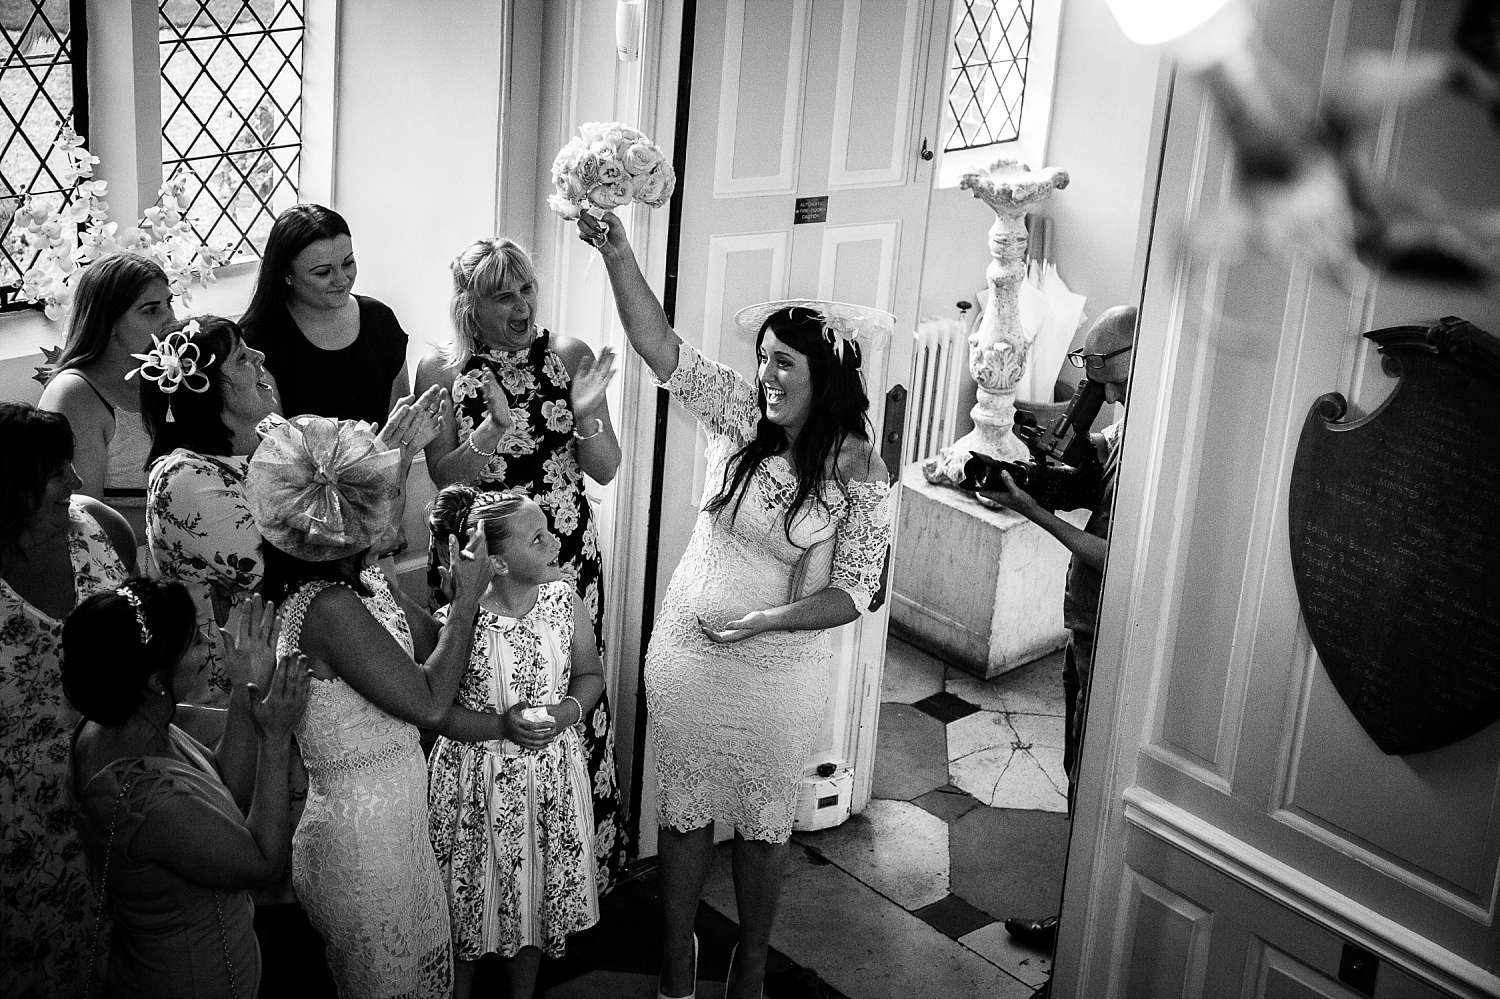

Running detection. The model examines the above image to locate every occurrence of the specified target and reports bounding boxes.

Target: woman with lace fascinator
[246,415,495,999]
[579,211,895,999]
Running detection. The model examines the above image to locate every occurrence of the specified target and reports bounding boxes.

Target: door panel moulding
[712,0,810,197]
[1123,787,1500,999]
[815,221,898,311]
[1106,867,1214,999]
[826,0,922,190]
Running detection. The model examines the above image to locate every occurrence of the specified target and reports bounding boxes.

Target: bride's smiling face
[757,331,814,432]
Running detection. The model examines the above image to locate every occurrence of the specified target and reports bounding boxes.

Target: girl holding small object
[414,236,631,891]
[425,484,604,999]
[579,209,895,999]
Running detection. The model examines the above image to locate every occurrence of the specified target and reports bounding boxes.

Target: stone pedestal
[891,462,1083,679]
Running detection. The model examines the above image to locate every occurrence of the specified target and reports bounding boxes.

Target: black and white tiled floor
[513,635,1067,998]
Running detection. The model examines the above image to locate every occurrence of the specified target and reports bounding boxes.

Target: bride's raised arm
[577,211,681,383]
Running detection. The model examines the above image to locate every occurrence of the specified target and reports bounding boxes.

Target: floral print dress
[1,500,128,998]
[451,329,628,887]
[146,448,309,906]
[427,581,600,960]
[146,450,262,703]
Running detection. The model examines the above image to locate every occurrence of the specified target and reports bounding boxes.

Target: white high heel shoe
[657,932,698,999]
[725,944,764,999]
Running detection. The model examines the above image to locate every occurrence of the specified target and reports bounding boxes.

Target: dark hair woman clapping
[68,582,309,998]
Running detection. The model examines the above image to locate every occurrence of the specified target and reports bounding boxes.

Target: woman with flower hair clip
[579,211,895,999]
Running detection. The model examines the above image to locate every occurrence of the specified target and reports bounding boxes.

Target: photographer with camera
[975,305,1136,971]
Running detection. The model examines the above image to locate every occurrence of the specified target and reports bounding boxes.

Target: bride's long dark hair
[704,307,871,540]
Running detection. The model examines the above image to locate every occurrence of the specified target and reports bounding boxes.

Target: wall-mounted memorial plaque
[1288,317,1500,755]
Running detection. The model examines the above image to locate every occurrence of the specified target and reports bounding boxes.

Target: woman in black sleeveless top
[240,205,408,427]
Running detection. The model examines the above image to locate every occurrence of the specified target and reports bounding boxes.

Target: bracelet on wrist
[465,432,499,458]
[572,417,605,441]
[561,694,584,726]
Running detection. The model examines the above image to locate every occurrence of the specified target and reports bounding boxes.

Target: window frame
[158,0,311,264]
[0,0,336,355]
[935,0,1063,188]
[0,0,91,311]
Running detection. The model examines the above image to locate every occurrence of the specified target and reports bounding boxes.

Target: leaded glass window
[1,0,85,297]
[945,0,1033,152]
[159,0,304,262]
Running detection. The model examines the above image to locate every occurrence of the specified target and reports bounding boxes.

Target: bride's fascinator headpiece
[734,299,896,363]
[245,414,402,562]
[124,319,214,423]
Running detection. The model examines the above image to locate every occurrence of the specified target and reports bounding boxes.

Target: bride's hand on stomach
[699,609,774,644]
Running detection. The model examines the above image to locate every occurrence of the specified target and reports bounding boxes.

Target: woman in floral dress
[143,316,280,704]
[0,402,134,998]
[426,487,604,999]
[415,236,630,890]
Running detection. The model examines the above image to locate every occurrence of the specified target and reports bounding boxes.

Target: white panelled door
[637,0,949,853]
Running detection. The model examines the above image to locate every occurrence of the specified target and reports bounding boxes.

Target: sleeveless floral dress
[0,500,127,998]
[428,581,600,961]
[450,328,628,887]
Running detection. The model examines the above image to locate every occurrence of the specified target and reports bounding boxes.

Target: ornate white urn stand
[923,158,1069,486]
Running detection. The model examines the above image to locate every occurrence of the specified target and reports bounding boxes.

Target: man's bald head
[1083,305,1138,355]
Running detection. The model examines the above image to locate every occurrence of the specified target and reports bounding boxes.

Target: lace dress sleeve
[828,479,895,616]
[652,340,760,444]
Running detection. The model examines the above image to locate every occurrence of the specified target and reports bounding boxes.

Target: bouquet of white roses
[547,121,675,221]
[9,127,229,321]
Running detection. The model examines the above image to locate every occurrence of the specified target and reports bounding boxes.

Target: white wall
[331,0,508,372]
[1037,0,1163,325]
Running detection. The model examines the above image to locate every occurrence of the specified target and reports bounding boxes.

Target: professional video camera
[959,378,1106,511]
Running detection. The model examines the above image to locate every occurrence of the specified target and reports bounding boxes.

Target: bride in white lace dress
[245,414,495,999]
[580,211,894,999]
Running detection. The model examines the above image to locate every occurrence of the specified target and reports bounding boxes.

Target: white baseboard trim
[1123,787,1500,999]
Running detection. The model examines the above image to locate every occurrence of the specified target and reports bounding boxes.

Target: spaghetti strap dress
[73,727,261,998]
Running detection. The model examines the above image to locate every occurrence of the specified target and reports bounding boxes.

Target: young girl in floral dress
[427,484,603,999]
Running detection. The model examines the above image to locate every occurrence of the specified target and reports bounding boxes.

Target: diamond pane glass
[159,0,304,262]
[1,0,77,291]
[944,0,1032,153]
